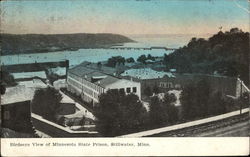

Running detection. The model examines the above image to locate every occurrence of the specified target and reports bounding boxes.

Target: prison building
[67,62,141,105]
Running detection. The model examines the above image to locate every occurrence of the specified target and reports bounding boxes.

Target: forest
[164,28,249,85]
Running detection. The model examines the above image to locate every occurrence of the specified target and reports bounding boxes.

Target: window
[119,88,125,94]
[126,87,131,93]
[132,87,137,93]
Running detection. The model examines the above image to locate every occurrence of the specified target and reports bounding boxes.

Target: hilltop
[164,28,249,85]
[1,33,134,55]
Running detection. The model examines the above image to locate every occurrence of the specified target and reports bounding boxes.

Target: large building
[67,62,141,105]
[121,68,249,98]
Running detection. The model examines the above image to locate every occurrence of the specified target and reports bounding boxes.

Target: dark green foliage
[147,54,155,61]
[152,85,160,94]
[0,82,6,95]
[0,70,17,87]
[106,56,125,67]
[180,79,228,120]
[163,93,179,123]
[180,83,197,119]
[137,54,156,64]
[137,54,147,64]
[163,93,177,105]
[31,87,62,121]
[126,57,135,63]
[94,90,147,137]
[149,96,166,127]
[144,86,153,97]
[164,28,249,85]
[149,94,179,127]
[207,91,227,115]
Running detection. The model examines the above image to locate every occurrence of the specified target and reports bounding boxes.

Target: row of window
[68,76,104,101]
[68,75,104,94]
[119,87,137,93]
[159,82,174,88]
[68,78,82,90]
[82,78,104,94]
[82,85,94,97]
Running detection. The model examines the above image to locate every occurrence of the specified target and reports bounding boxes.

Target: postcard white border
[1,137,249,156]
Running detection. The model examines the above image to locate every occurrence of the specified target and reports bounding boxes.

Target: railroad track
[151,113,249,137]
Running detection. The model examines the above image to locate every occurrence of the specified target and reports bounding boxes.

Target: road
[196,120,249,137]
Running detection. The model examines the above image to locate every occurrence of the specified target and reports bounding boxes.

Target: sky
[1,0,249,35]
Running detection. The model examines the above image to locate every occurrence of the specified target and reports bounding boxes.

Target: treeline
[106,54,156,67]
[179,79,249,120]
[164,28,249,85]
[94,79,249,137]
[1,33,134,55]
[94,90,179,137]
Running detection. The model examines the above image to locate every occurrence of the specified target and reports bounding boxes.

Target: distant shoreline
[1,33,135,56]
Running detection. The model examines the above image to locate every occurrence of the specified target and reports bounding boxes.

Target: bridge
[109,46,176,51]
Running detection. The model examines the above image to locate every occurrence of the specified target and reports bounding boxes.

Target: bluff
[164,28,249,85]
[1,33,134,55]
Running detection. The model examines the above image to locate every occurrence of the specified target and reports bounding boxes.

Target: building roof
[12,71,47,79]
[69,62,116,78]
[121,68,175,79]
[69,64,95,77]
[1,79,48,105]
[68,62,141,88]
[97,75,120,87]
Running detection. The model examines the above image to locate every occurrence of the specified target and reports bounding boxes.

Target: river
[1,34,211,66]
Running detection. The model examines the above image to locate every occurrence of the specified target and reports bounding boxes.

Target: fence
[31,113,99,137]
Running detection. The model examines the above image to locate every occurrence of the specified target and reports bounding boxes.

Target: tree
[163,28,249,85]
[126,57,135,63]
[149,96,166,127]
[31,87,62,121]
[0,70,17,87]
[106,56,125,67]
[163,93,177,105]
[207,91,226,115]
[163,93,179,123]
[195,79,210,117]
[180,83,198,120]
[152,85,160,94]
[180,79,228,120]
[94,90,147,137]
[144,86,153,97]
[137,55,147,64]
[147,54,155,61]
[0,81,6,95]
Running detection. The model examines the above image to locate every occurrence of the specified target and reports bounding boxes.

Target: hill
[1,33,134,55]
[164,28,249,85]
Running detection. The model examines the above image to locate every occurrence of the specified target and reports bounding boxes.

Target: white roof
[12,71,47,79]
[121,68,174,79]
[1,79,47,105]
[49,67,66,76]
